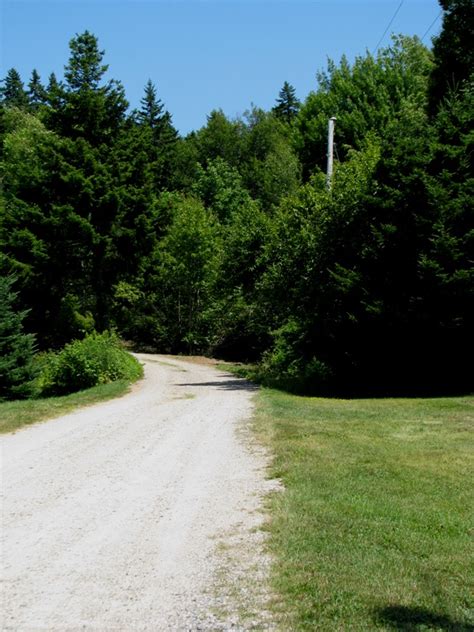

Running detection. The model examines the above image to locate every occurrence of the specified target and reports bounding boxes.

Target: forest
[1,0,472,398]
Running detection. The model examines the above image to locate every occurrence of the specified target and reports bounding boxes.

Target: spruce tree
[50,32,128,144]
[0,276,36,399]
[0,68,29,108]
[138,79,165,129]
[27,69,47,109]
[138,79,177,143]
[273,81,300,123]
[428,0,474,114]
[64,30,108,91]
[45,73,64,111]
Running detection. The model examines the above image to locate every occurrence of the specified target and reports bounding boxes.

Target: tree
[138,196,222,352]
[273,81,300,123]
[297,36,433,177]
[0,275,36,399]
[192,157,251,222]
[240,107,301,208]
[428,0,474,113]
[138,79,165,130]
[27,69,47,109]
[134,79,178,189]
[0,68,29,108]
[64,30,108,91]
[52,31,128,144]
[193,109,245,168]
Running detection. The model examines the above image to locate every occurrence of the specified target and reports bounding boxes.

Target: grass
[253,389,474,631]
[0,380,135,434]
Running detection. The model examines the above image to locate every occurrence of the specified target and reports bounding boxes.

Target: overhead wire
[372,0,405,55]
[421,10,442,42]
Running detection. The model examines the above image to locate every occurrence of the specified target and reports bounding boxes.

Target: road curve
[1,355,275,631]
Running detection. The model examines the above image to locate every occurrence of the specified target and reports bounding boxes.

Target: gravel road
[1,355,277,631]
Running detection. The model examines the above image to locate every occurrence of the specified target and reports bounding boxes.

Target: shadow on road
[176,376,258,392]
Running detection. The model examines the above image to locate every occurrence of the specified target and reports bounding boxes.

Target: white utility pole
[326,116,336,190]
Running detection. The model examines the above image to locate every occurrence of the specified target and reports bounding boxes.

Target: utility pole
[326,116,336,190]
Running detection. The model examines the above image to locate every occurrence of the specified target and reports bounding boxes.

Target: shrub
[38,331,143,396]
[260,319,332,394]
[0,276,37,400]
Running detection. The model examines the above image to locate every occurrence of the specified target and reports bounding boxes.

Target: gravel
[1,354,278,631]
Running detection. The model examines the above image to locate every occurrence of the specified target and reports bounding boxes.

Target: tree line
[1,0,472,396]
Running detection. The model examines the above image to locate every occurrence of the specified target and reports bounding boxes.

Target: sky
[1,0,442,134]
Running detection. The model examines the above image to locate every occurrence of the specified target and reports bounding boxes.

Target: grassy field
[253,390,473,631]
[0,380,134,434]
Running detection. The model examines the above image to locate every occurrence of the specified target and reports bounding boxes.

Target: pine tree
[273,81,300,123]
[428,0,474,114]
[27,69,47,109]
[45,72,64,110]
[55,32,128,144]
[0,68,29,108]
[137,79,177,144]
[0,276,36,399]
[138,79,165,129]
[46,72,60,94]
[64,30,108,91]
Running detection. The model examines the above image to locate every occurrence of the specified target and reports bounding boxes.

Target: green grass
[254,389,474,631]
[0,380,135,434]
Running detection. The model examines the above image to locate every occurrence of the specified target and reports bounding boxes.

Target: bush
[260,319,332,394]
[38,331,143,396]
[0,275,37,400]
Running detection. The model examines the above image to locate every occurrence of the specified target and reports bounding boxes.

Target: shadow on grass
[177,375,258,392]
[376,605,473,631]
[227,366,473,399]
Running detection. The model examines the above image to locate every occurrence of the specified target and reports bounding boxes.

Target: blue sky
[1,0,442,134]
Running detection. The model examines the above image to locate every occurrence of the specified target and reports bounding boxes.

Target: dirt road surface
[1,355,277,631]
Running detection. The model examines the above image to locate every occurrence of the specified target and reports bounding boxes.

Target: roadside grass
[0,380,134,434]
[253,389,474,631]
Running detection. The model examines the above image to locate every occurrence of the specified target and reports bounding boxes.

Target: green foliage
[258,140,384,392]
[64,30,109,91]
[192,157,252,222]
[1,27,471,395]
[49,31,128,145]
[38,331,142,396]
[272,81,300,123]
[27,69,47,110]
[428,0,474,114]
[0,68,29,109]
[259,320,332,393]
[0,276,36,400]
[297,36,433,175]
[149,196,222,352]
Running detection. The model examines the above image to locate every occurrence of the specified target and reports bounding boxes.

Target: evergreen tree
[0,275,36,399]
[46,72,60,98]
[0,68,29,108]
[44,72,65,114]
[27,69,47,109]
[64,30,108,91]
[138,79,165,129]
[428,0,474,113]
[54,31,128,144]
[138,79,177,143]
[273,81,300,123]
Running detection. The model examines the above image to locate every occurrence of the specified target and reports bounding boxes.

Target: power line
[372,0,405,55]
[421,10,442,42]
